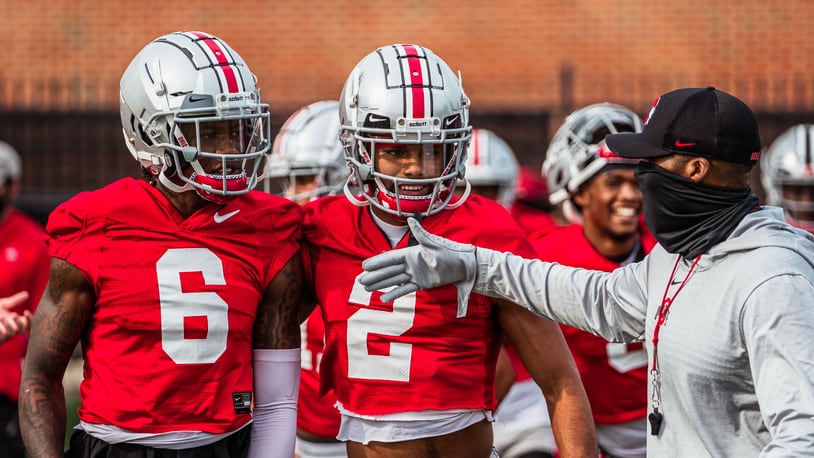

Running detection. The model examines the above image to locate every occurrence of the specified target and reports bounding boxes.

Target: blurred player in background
[539,103,650,458]
[302,43,596,458]
[511,166,561,236]
[461,128,519,207]
[266,100,348,458]
[760,123,814,234]
[463,128,558,458]
[19,31,302,457]
[0,141,49,458]
[266,100,348,205]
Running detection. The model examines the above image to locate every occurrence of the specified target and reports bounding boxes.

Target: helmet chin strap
[158,170,194,194]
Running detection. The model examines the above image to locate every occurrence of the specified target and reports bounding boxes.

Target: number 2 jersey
[532,223,655,424]
[45,177,302,434]
[302,194,536,416]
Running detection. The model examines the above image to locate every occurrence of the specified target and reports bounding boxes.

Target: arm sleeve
[474,247,649,343]
[249,348,300,458]
[742,274,814,455]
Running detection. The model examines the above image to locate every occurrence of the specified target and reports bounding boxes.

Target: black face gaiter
[634,161,760,259]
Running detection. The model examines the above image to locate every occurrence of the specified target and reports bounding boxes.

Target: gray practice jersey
[475,206,814,457]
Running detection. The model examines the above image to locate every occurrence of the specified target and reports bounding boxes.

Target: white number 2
[606,342,647,373]
[346,274,416,381]
[156,248,229,364]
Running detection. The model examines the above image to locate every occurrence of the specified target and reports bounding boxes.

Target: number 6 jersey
[302,194,536,416]
[45,177,302,434]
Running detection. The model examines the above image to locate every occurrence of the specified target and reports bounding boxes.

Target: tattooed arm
[249,254,303,458]
[19,258,94,458]
[253,254,304,350]
[496,299,597,458]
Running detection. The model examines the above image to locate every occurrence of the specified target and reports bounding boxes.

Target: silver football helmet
[120,31,270,203]
[464,129,519,208]
[761,124,814,229]
[543,103,642,206]
[265,100,346,202]
[0,141,21,182]
[339,44,472,219]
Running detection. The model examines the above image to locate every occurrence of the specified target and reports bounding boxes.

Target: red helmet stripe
[472,130,482,165]
[402,44,426,118]
[189,31,240,93]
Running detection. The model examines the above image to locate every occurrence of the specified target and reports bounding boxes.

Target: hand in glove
[360,217,476,317]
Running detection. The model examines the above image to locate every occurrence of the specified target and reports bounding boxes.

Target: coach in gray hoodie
[360,87,814,457]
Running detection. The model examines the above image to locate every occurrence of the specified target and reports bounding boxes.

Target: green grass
[63,355,83,451]
[64,392,80,449]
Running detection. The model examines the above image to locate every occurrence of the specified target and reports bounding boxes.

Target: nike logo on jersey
[214,209,241,223]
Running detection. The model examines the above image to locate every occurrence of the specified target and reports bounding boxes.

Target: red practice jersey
[298,307,341,438]
[532,224,655,424]
[45,177,302,434]
[509,202,558,238]
[303,194,535,416]
[0,209,49,402]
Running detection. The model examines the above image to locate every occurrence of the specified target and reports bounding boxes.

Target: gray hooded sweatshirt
[475,206,814,457]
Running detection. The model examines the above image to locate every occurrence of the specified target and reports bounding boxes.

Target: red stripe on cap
[402,45,425,118]
[199,35,239,93]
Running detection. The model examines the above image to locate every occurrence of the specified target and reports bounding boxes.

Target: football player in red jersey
[18,32,303,458]
[266,100,347,458]
[0,141,49,458]
[537,103,651,458]
[301,44,596,458]
[760,124,814,234]
[461,129,558,458]
[511,166,561,237]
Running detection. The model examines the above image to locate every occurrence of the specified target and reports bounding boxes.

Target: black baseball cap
[605,87,761,165]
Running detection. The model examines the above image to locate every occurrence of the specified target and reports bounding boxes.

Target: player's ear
[572,188,589,208]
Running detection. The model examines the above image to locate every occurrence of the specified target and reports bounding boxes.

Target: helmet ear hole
[181,146,198,162]
[356,164,372,182]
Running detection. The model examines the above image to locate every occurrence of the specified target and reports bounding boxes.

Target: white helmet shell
[543,103,642,206]
[120,31,271,202]
[465,129,519,208]
[339,44,472,219]
[266,100,346,201]
[761,124,814,228]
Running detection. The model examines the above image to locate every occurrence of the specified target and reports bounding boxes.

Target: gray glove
[360,217,476,317]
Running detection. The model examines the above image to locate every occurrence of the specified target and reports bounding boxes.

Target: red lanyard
[651,254,701,370]
[649,254,701,435]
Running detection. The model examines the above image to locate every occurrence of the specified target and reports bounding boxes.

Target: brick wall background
[3,0,814,220]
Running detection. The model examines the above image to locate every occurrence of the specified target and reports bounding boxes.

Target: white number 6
[156,248,229,364]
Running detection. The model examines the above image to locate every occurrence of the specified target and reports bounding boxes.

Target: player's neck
[369,207,409,248]
[155,182,211,219]
[582,223,639,263]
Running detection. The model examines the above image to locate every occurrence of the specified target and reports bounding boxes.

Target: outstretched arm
[361,217,647,342]
[19,258,93,458]
[496,299,597,458]
[0,291,32,343]
[360,217,550,313]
